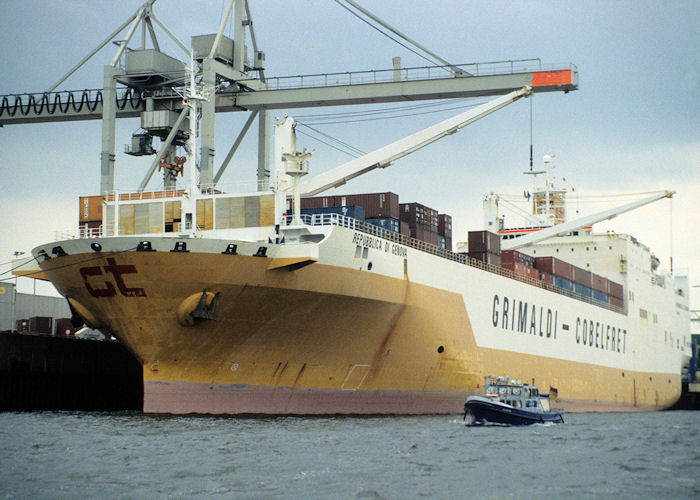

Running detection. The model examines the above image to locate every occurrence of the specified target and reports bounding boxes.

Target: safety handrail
[281,213,623,314]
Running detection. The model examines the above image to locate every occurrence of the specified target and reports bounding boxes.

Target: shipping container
[468,251,502,266]
[437,214,452,238]
[501,249,518,264]
[343,193,399,219]
[444,236,452,252]
[78,195,103,222]
[571,266,592,287]
[400,202,439,231]
[539,271,553,284]
[301,193,400,220]
[29,316,52,335]
[610,296,624,309]
[501,250,536,268]
[301,206,365,220]
[592,289,609,303]
[467,230,501,254]
[299,195,338,210]
[502,261,538,279]
[410,226,440,246]
[534,256,573,280]
[366,217,400,233]
[553,275,574,291]
[591,274,608,293]
[608,280,624,299]
[519,253,535,268]
[55,318,76,337]
[574,282,592,298]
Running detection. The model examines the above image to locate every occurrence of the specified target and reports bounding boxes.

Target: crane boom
[298,86,533,197]
[501,190,675,250]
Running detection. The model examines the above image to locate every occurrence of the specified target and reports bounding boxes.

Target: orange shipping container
[79,195,103,222]
[502,262,538,279]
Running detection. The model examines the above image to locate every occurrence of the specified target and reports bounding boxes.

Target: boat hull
[144,380,465,414]
[464,399,565,425]
[34,231,684,415]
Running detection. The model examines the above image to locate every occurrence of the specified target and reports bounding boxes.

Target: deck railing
[283,213,625,314]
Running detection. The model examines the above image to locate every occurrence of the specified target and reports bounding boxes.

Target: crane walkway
[0,59,577,125]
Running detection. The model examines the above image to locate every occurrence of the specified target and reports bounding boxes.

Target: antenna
[529,94,533,171]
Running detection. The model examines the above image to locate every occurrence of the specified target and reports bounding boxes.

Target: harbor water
[1,410,698,499]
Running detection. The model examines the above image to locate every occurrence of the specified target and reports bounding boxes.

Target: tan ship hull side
[41,251,680,414]
[478,347,681,412]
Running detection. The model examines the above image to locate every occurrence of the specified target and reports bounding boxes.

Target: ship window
[556,249,559,253]
[362,247,369,259]
[513,400,522,408]
[354,245,362,258]
[367,262,373,271]
[512,388,521,395]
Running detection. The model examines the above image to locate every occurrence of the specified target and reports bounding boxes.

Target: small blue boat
[464,376,565,425]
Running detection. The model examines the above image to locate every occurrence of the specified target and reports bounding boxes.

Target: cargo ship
[10,4,690,414]
[22,85,691,413]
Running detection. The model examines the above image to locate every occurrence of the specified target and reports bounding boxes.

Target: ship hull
[35,229,684,415]
[144,381,465,414]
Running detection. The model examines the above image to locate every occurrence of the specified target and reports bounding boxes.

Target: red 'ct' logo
[80,257,146,298]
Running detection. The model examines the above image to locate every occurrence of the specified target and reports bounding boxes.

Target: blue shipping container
[554,276,574,291]
[366,217,400,233]
[574,282,592,298]
[300,206,365,220]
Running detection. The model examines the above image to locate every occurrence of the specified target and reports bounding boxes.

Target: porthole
[437,345,444,354]
[367,262,373,271]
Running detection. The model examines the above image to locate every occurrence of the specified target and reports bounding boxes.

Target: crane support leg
[199,59,217,187]
[258,110,271,190]
[100,65,121,195]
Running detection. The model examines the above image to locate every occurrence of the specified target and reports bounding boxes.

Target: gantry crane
[0,0,578,197]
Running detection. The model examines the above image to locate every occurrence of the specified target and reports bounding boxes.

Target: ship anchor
[191,290,221,321]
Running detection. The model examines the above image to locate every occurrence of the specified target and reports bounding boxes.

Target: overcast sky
[0,0,698,306]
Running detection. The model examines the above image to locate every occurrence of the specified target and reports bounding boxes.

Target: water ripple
[1,411,698,499]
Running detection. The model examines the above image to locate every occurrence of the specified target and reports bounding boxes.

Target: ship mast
[525,154,568,227]
[179,51,209,234]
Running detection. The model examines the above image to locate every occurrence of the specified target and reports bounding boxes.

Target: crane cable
[333,0,443,69]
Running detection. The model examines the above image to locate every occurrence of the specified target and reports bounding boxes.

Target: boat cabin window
[513,400,522,408]
[512,388,521,396]
[487,386,497,394]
